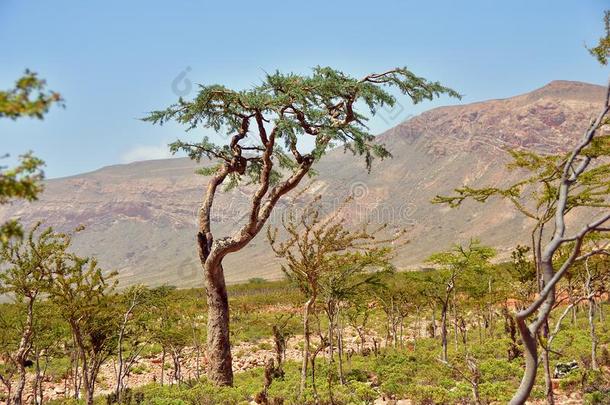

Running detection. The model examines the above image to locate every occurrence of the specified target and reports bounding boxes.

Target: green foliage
[0,70,62,241]
[0,152,45,241]
[1,273,609,404]
[0,70,63,120]
[421,239,496,303]
[145,66,459,186]
[0,223,68,299]
[588,10,610,65]
[0,153,44,205]
[432,144,610,221]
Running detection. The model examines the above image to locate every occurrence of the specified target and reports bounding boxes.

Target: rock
[553,360,578,378]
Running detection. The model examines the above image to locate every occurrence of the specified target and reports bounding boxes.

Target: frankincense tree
[145,66,458,385]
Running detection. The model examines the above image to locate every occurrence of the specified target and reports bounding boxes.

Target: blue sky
[1,0,608,178]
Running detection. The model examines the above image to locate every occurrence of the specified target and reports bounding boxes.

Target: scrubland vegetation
[2,8,610,405]
[1,257,609,405]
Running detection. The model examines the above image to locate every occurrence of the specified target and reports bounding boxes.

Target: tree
[573,251,609,370]
[344,294,374,355]
[422,241,495,362]
[0,70,62,120]
[374,274,416,349]
[0,224,69,405]
[145,66,458,385]
[268,195,400,396]
[30,303,66,405]
[148,286,191,387]
[320,249,394,385]
[46,251,118,405]
[0,71,63,242]
[440,352,483,405]
[433,15,610,403]
[114,285,149,402]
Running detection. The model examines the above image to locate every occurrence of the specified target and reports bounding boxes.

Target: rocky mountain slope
[0,80,605,287]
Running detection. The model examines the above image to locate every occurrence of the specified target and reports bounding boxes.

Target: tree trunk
[33,350,48,405]
[115,325,126,400]
[509,321,538,405]
[86,386,94,405]
[510,259,555,405]
[336,306,345,385]
[171,349,182,385]
[542,343,554,405]
[452,293,458,350]
[589,297,599,370]
[488,277,495,338]
[12,299,34,405]
[542,310,554,403]
[357,326,366,354]
[300,296,315,396]
[472,383,482,405]
[203,261,233,386]
[12,365,26,405]
[440,305,448,362]
[399,316,404,349]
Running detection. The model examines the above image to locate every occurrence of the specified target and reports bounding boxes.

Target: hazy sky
[1,1,608,178]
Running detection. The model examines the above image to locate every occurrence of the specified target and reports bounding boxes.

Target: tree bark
[11,298,34,405]
[542,345,554,405]
[510,321,538,405]
[203,261,233,386]
[510,259,555,405]
[440,305,448,362]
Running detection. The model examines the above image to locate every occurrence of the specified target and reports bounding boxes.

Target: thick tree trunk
[204,261,233,386]
[510,259,555,405]
[12,363,26,405]
[510,322,538,405]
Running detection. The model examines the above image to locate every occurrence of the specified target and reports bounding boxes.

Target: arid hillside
[1,80,605,287]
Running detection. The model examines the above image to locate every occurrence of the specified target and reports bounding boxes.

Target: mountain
[0,80,605,288]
